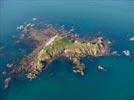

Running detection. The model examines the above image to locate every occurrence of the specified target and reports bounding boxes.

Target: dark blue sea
[0,0,134,100]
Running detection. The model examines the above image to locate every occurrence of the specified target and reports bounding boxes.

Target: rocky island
[4,23,109,87]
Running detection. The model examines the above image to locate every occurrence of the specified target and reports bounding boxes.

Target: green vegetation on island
[33,34,108,78]
[3,24,109,89]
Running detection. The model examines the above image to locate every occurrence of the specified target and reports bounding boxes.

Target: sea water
[0,0,134,100]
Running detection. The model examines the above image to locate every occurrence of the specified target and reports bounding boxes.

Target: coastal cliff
[9,24,109,80]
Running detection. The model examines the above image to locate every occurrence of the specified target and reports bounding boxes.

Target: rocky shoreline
[3,23,109,89]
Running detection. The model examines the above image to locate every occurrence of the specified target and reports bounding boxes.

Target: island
[7,23,109,82]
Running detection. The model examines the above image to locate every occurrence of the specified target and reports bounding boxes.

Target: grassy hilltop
[32,34,107,79]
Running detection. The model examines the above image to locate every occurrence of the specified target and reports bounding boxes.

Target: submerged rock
[2,71,7,75]
[107,40,112,44]
[19,34,25,40]
[32,18,37,21]
[111,51,120,56]
[111,51,118,55]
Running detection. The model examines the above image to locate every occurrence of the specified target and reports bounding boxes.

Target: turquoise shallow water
[0,0,134,100]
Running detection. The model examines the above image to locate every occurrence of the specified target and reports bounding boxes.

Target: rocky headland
[3,23,109,89]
